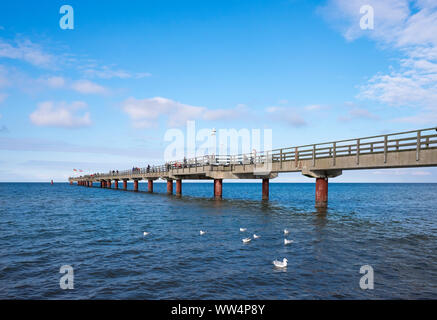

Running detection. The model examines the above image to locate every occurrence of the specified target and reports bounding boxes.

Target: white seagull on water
[242,237,252,243]
[240,228,247,232]
[143,232,149,236]
[200,230,206,235]
[284,239,294,245]
[284,229,290,235]
[253,234,260,239]
[273,258,288,268]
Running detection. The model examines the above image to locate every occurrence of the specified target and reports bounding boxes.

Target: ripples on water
[0,182,436,299]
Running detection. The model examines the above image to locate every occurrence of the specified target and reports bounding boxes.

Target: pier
[69,127,437,208]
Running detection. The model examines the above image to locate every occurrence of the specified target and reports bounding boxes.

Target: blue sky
[0,0,436,182]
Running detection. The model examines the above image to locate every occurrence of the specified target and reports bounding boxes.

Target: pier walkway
[70,127,437,208]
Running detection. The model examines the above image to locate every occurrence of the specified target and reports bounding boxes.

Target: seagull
[253,234,260,239]
[200,230,206,235]
[242,237,252,243]
[143,232,149,236]
[284,229,290,235]
[240,228,247,232]
[284,239,294,245]
[273,258,288,268]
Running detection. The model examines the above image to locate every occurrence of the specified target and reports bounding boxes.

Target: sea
[0,182,436,299]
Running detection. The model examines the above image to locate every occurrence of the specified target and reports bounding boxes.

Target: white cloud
[38,76,66,88]
[82,65,152,79]
[304,104,327,111]
[320,0,437,124]
[29,101,91,128]
[203,104,248,121]
[71,80,108,94]
[266,106,307,127]
[338,107,379,122]
[122,97,247,128]
[0,38,55,68]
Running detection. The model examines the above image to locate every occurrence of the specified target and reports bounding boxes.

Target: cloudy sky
[0,0,436,182]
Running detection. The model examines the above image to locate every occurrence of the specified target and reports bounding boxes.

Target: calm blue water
[0,182,436,299]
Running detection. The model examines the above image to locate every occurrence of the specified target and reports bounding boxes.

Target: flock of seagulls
[142,227,292,269]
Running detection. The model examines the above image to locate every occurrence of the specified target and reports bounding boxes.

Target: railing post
[384,135,388,163]
[333,142,336,166]
[416,130,421,161]
[312,145,316,167]
[295,147,298,167]
[356,139,360,165]
[280,149,283,169]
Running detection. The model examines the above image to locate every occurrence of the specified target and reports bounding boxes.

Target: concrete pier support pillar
[262,178,269,200]
[107,180,112,189]
[176,179,182,196]
[148,179,153,193]
[315,177,328,208]
[214,179,223,199]
[167,179,173,194]
[123,180,127,190]
[114,180,118,189]
[134,180,139,192]
[100,181,104,188]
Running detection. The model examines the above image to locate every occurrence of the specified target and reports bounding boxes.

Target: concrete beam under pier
[167,179,173,194]
[315,177,328,208]
[176,180,182,196]
[214,179,222,199]
[262,178,269,200]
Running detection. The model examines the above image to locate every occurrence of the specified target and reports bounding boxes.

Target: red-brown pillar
[167,179,173,194]
[70,181,73,185]
[133,180,139,192]
[114,180,118,189]
[176,179,182,196]
[100,181,103,188]
[262,178,269,200]
[148,179,153,193]
[315,177,328,208]
[123,180,128,190]
[90,181,93,187]
[214,179,223,199]
[107,180,112,189]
